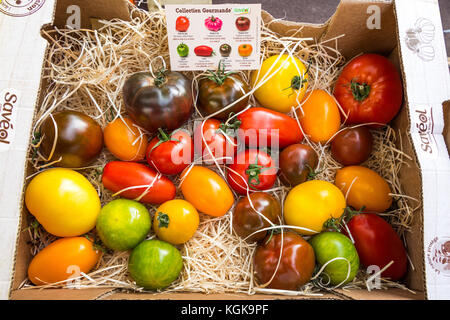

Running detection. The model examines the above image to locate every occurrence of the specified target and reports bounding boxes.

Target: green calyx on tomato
[245,154,273,189]
[153,68,168,88]
[206,60,236,86]
[349,79,371,101]
[323,206,366,232]
[157,212,170,228]
[150,128,179,152]
[177,43,189,57]
[283,62,310,95]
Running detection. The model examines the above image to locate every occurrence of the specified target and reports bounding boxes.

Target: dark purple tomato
[232,192,281,243]
[123,71,193,134]
[39,110,103,168]
[331,126,373,165]
[279,144,318,187]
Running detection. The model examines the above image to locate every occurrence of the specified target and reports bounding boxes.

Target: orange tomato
[335,166,392,212]
[180,166,234,217]
[104,117,148,161]
[238,44,253,57]
[297,89,341,144]
[28,237,101,286]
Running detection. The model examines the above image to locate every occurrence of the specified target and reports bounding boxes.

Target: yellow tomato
[180,166,234,217]
[335,166,392,212]
[25,168,101,237]
[28,237,101,286]
[284,180,346,235]
[153,199,199,245]
[251,54,309,113]
[104,117,148,161]
[297,90,341,143]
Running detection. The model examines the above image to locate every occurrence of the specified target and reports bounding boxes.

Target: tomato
[39,110,103,168]
[335,166,392,212]
[235,17,250,31]
[309,232,360,286]
[236,107,303,149]
[177,43,189,57]
[251,54,309,113]
[238,44,253,57]
[25,168,100,237]
[180,166,234,217]
[232,192,281,243]
[197,62,249,120]
[123,71,193,134]
[284,180,346,235]
[96,199,151,251]
[219,43,232,57]
[104,117,148,162]
[204,16,222,32]
[146,129,193,175]
[297,90,341,144]
[153,199,199,245]
[279,144,318,187]
[254,232,315,290]
[128,239,183,290]
[194,118,237,164]
[28,237,101,286]
[175,16,190,32]
[194,45,214,57]
[102,161,176,205]
[331,126,373,165]
[345,213,407,280]
[333,53,403,125]
[227,149,277,195]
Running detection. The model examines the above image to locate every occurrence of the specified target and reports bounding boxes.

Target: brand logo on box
[427,236,450,276]
[0,89,20,150]
[0,0,45,17]
[414,106,438,156]
[405,18,435,62]
[233,7,250,15]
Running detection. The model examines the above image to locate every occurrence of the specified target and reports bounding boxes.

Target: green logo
[233,7,250,15]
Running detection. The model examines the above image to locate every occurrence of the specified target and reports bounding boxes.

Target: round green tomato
[96,199,151,251]
[128,239,183,290]
[177,43,189,57]
[309,232,360,286]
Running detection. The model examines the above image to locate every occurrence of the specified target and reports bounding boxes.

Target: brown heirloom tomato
[197,62,249,120]
[279,144,318,187]
[40,110,103,168]
[331,126,373,166]
[123,70,193,134]
[254,232,315,290]
[232,192,281,243]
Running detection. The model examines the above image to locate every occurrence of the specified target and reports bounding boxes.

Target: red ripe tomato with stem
[227,149,277,195]
[146,129,193,175]
[176,16,190,32]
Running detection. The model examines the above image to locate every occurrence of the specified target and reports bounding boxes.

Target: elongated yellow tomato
[284,180,346,235]
[28,237,101,286]
[298,90,341,143]
[154,199,199,245]
[25,168,101,237]
[251,54,309,113]
[180,166,234,217]
[335,166,392,212]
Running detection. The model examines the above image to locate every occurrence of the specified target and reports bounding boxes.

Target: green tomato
[177,43,189,57]
[128,239,183,290]
[309,232,360,286]
[96,199,151,251]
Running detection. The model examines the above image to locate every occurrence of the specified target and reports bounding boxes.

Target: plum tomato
[279,143,318,187]
[254,232,315,290]
[335,166,392,212]
[39,110,103,168]
[232,192,281,243]
[331,126,373,165]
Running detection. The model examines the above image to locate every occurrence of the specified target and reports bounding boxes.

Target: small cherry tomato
[176,16,190,32]
[335,166,392,212]
[254,232,315,290]
[227,149,277,195]
[232,192,281,243]
[297,89,341,144]
[279,144,318,187]
[104,117,148,161]
[154,199,199,245]
[238,44,253,57]
[146,129,193,175]
[331,126,373,165]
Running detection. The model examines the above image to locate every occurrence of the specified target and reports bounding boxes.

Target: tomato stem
[154,68,168,88]
[157,212,170,228]
[350,79,371,101]
[206,59,236,85]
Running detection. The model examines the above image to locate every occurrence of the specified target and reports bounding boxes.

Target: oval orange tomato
[297,89,341,144]
[28,237,101,286]
[104,117,148,161]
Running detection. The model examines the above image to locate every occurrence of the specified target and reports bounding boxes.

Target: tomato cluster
[25,52,407,292]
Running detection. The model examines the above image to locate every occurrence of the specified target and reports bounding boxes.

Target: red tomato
[175,16,190,32]
[227,149,277,195]
[237,107,303,149]
[345,213,407,280]
[146,129,193,175]
[333,54,403,125]
[102,161,176,205]
[194,119,237,164]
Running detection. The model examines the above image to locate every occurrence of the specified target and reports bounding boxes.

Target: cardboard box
[1,0,449,300]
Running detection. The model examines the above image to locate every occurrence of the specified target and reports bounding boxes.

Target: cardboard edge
[443,99,450,156]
